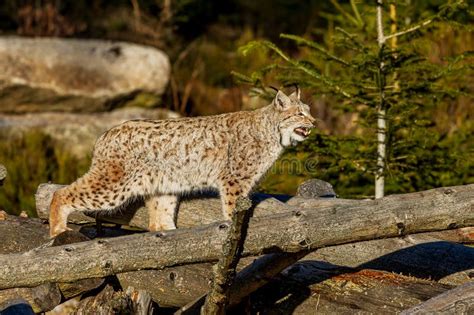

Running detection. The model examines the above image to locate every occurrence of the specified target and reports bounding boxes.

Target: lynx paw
[49,226,73,238]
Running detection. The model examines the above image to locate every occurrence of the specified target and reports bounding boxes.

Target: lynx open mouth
[294,127,311,138]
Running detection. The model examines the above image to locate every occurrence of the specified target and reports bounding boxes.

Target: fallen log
[0,184,472,290]
[174,251,310,314]
[400,281,474,314]
[51,231,104,299]
[0,215,103,309]
[120,232,474,308]
[71,285,154,315]
[0,214,50,254]
[0,213,470,311]
[248,264,453,314]
[36,183,311,229]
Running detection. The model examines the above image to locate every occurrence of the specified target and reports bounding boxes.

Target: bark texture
[0,184,472,289]
[71,285,154,315]
[0,214,50,254]
[400,281,474,314]
[250,265,453,314]
[202,197,252,314]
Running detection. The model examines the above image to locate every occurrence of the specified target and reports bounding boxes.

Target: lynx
[49,89,315,237]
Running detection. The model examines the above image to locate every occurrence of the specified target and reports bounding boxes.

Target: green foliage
[241,0,473,197]
[0,131,90,216]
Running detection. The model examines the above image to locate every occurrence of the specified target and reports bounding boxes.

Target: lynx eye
[298,112,305,117]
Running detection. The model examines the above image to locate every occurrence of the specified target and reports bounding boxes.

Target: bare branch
[384,18,433,41]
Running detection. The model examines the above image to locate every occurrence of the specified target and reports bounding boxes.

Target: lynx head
[272,88,316,147]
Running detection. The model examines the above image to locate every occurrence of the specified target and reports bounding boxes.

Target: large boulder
[0,107,179,158]
[0,36,170,113]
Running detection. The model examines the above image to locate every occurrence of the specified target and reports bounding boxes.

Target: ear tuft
[289,86,301,100]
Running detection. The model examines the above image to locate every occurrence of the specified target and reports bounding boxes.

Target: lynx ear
[273,91,292,111]
[289,85,301,100]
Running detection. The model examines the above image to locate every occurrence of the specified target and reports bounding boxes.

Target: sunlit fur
[275,91,316,146]
[48,90,316,237]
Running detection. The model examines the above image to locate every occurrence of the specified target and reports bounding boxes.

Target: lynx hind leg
[49,164,130,238]
[146,195,178,231]
[219,179,251,220]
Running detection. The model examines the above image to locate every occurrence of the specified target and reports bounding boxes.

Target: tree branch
[201,197,252,314]
[384,18,433,42]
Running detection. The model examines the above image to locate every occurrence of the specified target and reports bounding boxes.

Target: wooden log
[400,281,474,314]
[306,230,474,284]
[51,231,104,299]
[202,197,252,314]
[0,214,50,254]
[32,183,474,305]
[71,285,154,315]
[174,252,310,314]
[123,230,474,309]
[35,183,305,229]
[0,184,472,289]
[248,264,453,314]
[30,182,474,244]
[0,214,62,313]
[2,214,468,311]
[0,215,103,302]
[119,264,214,308]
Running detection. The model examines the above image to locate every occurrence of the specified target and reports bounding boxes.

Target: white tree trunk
[375,0,387,199]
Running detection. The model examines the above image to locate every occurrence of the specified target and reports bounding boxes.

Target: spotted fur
[49,90,315,237]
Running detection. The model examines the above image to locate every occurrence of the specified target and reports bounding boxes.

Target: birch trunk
[375,0,387,199]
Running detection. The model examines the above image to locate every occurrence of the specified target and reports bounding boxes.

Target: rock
[0,36,170,113]
[296,179,336,198]
[0,164,6,185]
[0,107,180,158]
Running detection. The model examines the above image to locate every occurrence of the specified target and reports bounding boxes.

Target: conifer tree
[234,0,472,198]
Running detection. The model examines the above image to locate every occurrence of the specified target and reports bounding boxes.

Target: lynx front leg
[49,189,74,238]
[146,195,178,231]
[219,180,251,220]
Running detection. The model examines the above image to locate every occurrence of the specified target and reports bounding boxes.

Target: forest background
[0,0,472,216]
